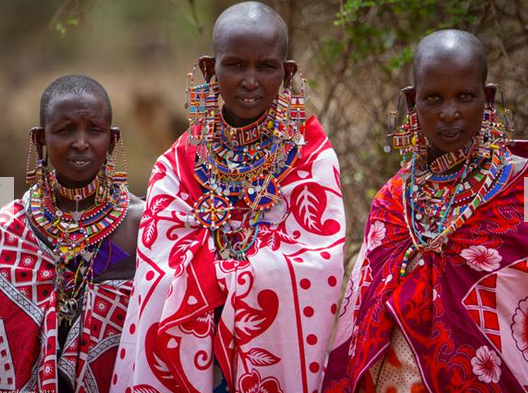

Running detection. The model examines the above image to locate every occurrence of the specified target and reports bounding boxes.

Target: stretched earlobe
[110,127,121,154]
[283,60,298,86]
[31,126,45,160]
[402,86,416,108]
[198,56,216,83]
[485,83,498,104]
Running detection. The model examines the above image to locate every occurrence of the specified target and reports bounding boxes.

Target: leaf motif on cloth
[150,195,176,215]
[149,161,168,188]
[246,347,281,367]
[168,231,199,273]
[140,194,177,249]
[291,182,340,236]
[141,212,158,250]
[235,289,279,345]
[256,226,280,252]
[145,323,179,391]
[133,385,163,393]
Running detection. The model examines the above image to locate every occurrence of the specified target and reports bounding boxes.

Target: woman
[323,29,528,393]
[112,2,345,392]
[0,75,144,392]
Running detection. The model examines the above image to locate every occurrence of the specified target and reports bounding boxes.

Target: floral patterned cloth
[111,116,345,393]
[323,145,528,393]
[0,197,133,393]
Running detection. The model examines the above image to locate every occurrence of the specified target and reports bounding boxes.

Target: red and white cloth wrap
[112,116,345,393]
[0,198,132,393]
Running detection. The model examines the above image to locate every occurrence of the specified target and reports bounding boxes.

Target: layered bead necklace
[29,171,129,323]
[192,97,305,260]
[400,141,512,277]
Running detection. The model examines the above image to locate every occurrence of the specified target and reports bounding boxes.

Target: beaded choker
[49,171,98,200]
[427,141,473,175]
[219,106,274,147]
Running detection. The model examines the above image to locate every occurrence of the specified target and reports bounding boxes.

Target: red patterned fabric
[112,116,345,393]
[0,200,132,392]
[323,150,528,393]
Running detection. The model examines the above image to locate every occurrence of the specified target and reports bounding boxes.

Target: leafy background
[1,0,526,263]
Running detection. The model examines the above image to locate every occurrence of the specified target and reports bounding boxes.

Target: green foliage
[336,0,487,72]
[55,16,79,36]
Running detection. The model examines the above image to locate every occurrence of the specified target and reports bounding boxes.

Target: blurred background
[1,0,527,261]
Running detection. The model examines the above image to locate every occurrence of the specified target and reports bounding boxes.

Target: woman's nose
[72,130,89,150]
[241,70,258,90]
[439,101,461,122]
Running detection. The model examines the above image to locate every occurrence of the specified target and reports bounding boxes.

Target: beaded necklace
[49,171,98,200]
[29,170,129,323]
[193,96,304,260]
[399,142,512,277]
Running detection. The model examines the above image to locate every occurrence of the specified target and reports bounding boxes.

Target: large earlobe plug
[485,83,498,105]
[283,60,298,86]
[402,86,416,109]
[198,56,215,83]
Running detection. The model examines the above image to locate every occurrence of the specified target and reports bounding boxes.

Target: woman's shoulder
[127,193,146,222]
[110,192,145,255]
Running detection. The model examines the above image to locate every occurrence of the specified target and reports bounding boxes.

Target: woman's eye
[259,63,274,69]
[425,95,440,103]
[459,93,474,101]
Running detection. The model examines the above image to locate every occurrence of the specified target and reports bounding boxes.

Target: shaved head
[413,29,487,86]
[212,1,289,59]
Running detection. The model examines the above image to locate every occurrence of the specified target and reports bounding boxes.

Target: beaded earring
[387,87,428,166]
[110,128,128,185]
[26,127,48,189]
[94,130,127,205]
[274,68,307,158]
[186,61,220,146]
[289,71,307,151]
[477,84,514,159]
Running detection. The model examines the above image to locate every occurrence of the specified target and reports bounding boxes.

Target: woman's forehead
[415,54,484,86]
[214,23,287,59]
[45,92,110,124]
[48,92,106,113]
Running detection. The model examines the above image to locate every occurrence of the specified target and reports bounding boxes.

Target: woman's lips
[237,95,261,107]
[68,158,92,169]
[438,128,463,142]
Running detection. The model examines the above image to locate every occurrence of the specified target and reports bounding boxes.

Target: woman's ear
[110,127,121,154]
[283,60,298,85]
[402,86,416,108]
[485,83,498,105]
[198,56,216,83]
[31,126,45,161]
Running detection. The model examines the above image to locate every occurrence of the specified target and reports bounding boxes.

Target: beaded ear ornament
[385,86,428,167]
[185,59,307,260]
